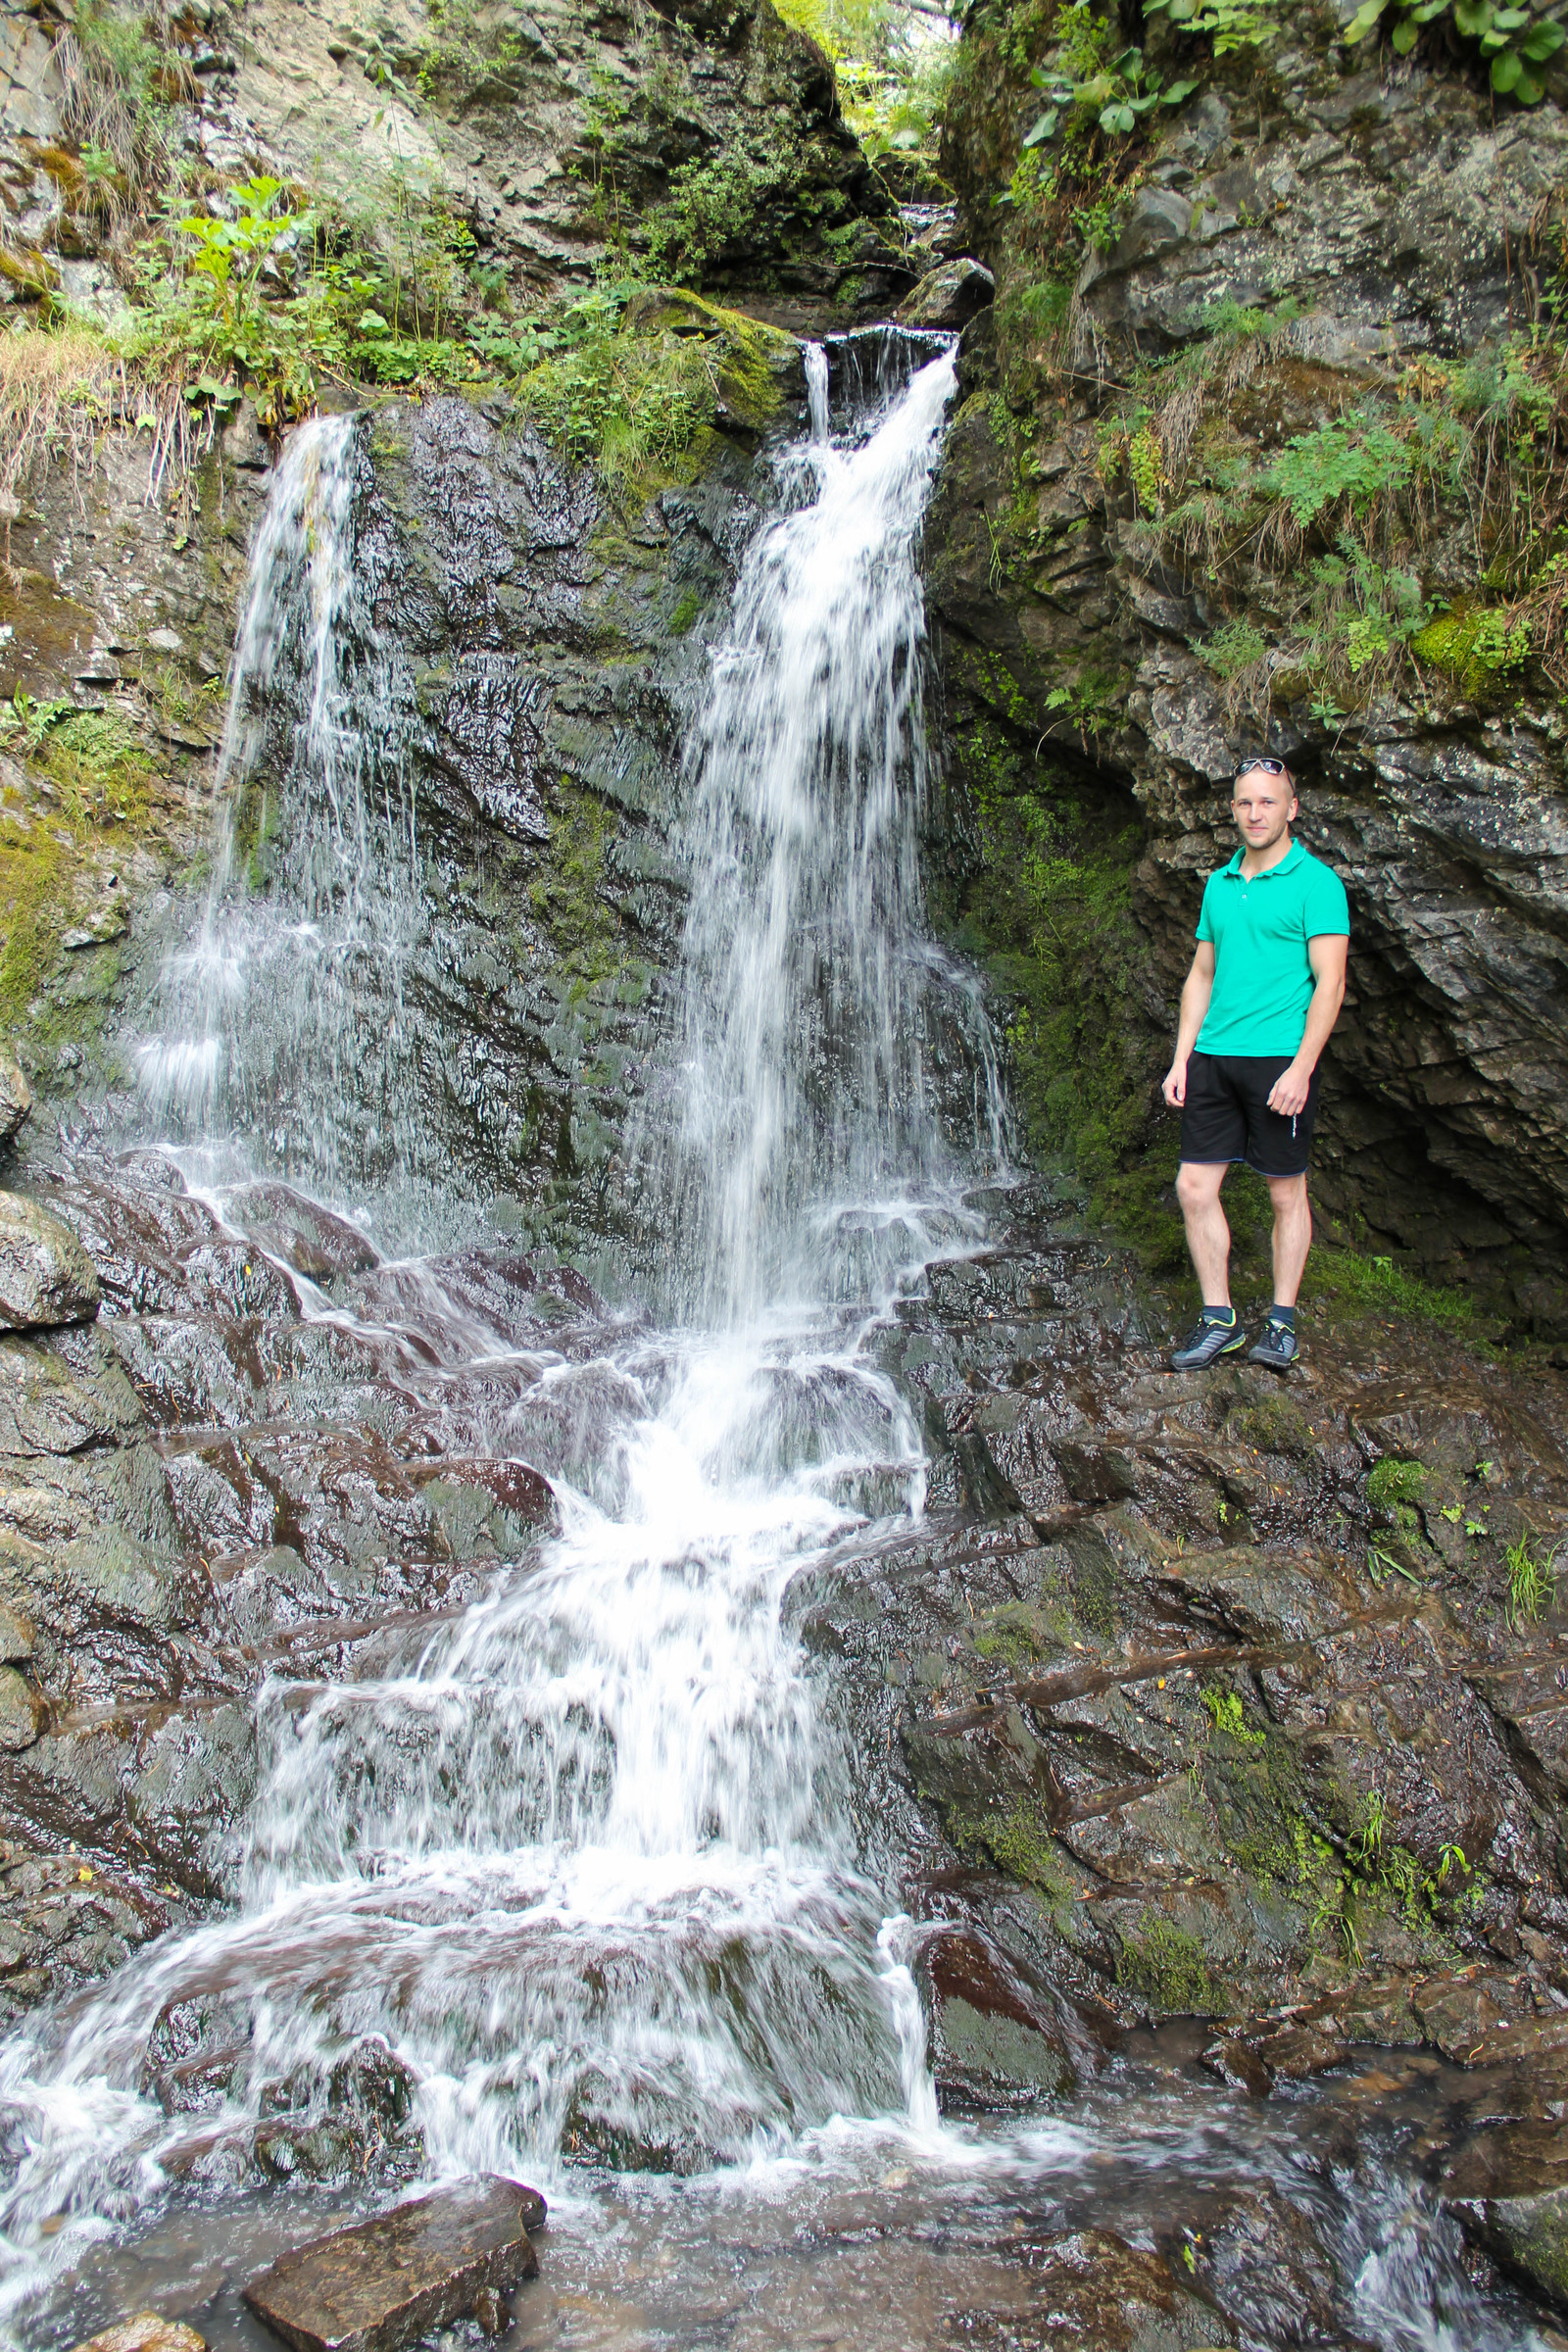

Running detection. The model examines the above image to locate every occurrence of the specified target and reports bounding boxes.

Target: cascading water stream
[134,413,423,1208]
[0,342,1002,2334]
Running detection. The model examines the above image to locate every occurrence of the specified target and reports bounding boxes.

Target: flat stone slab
[71,2317,206,2352]
[243,2176,546,2352]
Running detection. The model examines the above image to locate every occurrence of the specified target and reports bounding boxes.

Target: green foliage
[642,126,816,284]
[513,290,734,500]
[1263,415,1412,529]
[1142,0,1279,48]
[1023,42,1194,145]
[1200,618,1267,679]
[1346,0,1564,102]
[1506,1532,1557,1627]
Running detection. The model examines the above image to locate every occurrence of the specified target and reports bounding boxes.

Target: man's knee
[1266,1172,1309,1217]
[1176,1160,1224,1212]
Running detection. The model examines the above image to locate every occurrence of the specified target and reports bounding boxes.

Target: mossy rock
[618,287,802,433]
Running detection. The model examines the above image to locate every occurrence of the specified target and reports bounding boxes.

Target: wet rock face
[925,27,1568,1319]
[803,1176,1568,2077]
[0,1151,612,1932]
[69,2319,207,2352]
[209,392,785,1250]
[0,1191,101,1330]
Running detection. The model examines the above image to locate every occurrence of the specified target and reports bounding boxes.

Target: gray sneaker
[1249,1316,1299,1373]
[1169,1312,1247,1371]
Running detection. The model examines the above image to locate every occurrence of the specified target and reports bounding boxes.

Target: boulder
[70,2319,206,2352]
[896,257,995,331]
[242,2175,547,2352]
[0,1043,29,1148]
[916,1926,1075,2110]
[0,1193,100,1329]
[0,1666,42,1751]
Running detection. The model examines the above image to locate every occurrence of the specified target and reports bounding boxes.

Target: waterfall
[653,340,1004,1321]
[0,337,1006,2330]
[133,413,423,1204]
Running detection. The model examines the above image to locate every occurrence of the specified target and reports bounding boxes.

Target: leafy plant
[1023,45,1195,144]
[176,177,312,332]
[1142,0,1278,48]
[1263,415,1412,530]
[1346,0,1564,101]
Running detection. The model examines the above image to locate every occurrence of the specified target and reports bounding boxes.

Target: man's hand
[1162,1058,1188,1107]
[1267,1059,1312,1117]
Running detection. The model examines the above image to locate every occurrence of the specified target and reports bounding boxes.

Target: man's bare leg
[1266,1172,1311,1306]
[1175,1160,1233,1305]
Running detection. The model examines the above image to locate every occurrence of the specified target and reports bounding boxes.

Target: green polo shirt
[1195,838,1349,1057]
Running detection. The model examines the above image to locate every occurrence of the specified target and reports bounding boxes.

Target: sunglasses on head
[1234,758,1289,781]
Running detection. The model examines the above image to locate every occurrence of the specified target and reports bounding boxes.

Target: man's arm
[1266,933,1348,1117]
[1161,943,1216,1107]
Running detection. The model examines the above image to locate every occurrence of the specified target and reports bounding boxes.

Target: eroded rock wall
[926,0,1568,1327]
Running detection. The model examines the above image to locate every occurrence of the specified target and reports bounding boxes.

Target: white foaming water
[653,341,1004,1322]
[134,413,421,1197]
[0,342,1012,2332]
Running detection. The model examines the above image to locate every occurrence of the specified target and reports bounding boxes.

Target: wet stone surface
[6,1161,1568,2343]
[241,2176,544,2352]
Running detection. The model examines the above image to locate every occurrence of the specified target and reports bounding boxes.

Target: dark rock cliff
[925,0,1568,1331]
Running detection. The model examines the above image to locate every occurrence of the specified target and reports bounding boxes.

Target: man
[1160,757,1348,1374]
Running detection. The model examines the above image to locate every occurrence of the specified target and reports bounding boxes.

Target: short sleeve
[1303,859,1350,938]
[1195,877,1217,943]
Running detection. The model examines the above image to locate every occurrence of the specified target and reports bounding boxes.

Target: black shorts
[1179,1051,1320,1178]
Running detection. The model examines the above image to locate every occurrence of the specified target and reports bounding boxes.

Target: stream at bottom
[18,2033,1563,2351]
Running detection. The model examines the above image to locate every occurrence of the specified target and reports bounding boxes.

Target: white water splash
[134,413,421,1197]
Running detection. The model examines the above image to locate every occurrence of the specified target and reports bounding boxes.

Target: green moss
[1367,1457,1425,1512]
[530,777,620,979]
[1304,1246,1472,1326]
[950,1796,1071,1902]
[1115,1916,1219,2014]
[971,1600,1062,1670]
[669,590,702,636]
[0,812,69,1027]
[954,732,1204,1265]
[1411,603,1532,698]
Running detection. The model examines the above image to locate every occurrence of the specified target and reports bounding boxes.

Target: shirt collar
[1224,838,1304,880]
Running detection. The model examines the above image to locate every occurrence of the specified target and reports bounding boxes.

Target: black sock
[1200,1304,1237,1325]
[1269,1303,1297,1330]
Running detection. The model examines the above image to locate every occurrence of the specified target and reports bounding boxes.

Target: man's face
[1232,767,1297,854]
